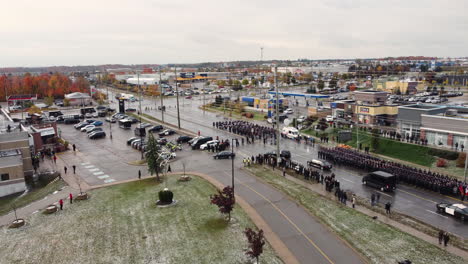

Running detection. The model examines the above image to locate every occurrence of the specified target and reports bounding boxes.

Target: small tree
[210,186,235,221]
[244,228,265,264]
[44,96,54,106]
[242,79,249,86]
[146,133,163,181]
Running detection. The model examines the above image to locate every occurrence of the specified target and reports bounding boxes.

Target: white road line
[98,175,110,179]
[425,209,449,218]
[377,191,392,198]
[84,165,95,169]
[340,178,355,184]
[104,179,116,183]
[88,168,99,172]
[93,171,104,175]
[81,162,90,165]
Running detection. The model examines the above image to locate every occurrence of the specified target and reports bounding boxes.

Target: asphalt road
[99,87,468,238]
[54,109,365,264]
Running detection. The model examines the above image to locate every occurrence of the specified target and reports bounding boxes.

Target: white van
[281,127,299,139]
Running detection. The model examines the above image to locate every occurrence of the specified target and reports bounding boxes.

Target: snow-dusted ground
[0,176,282,264]
[251,166,466,264]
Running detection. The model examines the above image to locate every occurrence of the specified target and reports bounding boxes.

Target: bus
[118,119,132,129]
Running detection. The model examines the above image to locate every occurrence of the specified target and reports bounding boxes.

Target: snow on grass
[0,176,282,264]
[249,166,466,264]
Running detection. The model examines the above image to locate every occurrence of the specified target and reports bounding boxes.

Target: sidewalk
[0,152,91,227]
[270,167,468,260]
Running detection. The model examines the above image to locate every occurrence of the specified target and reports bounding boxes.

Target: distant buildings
[64,92,92,106]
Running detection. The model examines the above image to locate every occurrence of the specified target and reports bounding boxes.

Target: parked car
[160,152,176,160]
[87,127,103,134]
[81,125,95,132]
[159,129,176,137]
[83,125,96,133]
[88,131,106,139]
[105,117,116,123]
[64,118,80,124]
[362,171,396,192]
[137,123,152,129]
[148,125,164,132]
[127,137,139,145]
[92,121,103,126]
[126,108,137,112]
[307,159,332,170]
[284,108,293,114]
[436,203,468,221]
[200,140,219,150]
[74,122,87,129]
[176,136,193,144]
[213,151,235,159]
[265,150,291,160]
[188,136,203,145]
[192,136,213,150]
[85,113,93,118]
[156,138,168,145]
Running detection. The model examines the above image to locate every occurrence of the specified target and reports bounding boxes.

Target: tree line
[0,73,90,101]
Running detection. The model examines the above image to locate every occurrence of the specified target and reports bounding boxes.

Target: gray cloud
[0,0,466,67]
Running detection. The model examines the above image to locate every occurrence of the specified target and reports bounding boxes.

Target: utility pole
[275,66,280,161]
[174,66,181,129]
[159,67,164,123]
[231,138,235,195]
[203,81,206,114]
[138,72,144,160]
[464,137,467,183]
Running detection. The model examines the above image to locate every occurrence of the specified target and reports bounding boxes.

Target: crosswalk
[81,162,115,184]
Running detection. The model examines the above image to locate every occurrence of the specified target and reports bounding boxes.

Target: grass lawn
[0,179,66,216]
[0,176,282,264]
[204,105,267,121]
[246,165,466,264]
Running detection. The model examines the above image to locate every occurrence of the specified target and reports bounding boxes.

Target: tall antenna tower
[260,47,264,62]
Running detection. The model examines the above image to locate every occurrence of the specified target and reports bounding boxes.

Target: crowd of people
[318,146,468,199]
[213,120,276,144]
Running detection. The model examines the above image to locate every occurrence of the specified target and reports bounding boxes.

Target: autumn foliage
[210,186,235,221]
[244,228,265,263]
[0,73,90,101]
[436,158,447,167]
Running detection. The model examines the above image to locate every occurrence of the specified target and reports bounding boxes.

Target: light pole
[159,67,164,123]
[174,66,181,129]
[464,137,467,183]
[231,138,235,195]
[138,72,144,160]
[274,66,280,161]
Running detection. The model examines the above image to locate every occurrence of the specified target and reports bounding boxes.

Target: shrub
[456,153,466,168]
[428,148,459,160]
[436,158,447,167]
[158,188,173,204]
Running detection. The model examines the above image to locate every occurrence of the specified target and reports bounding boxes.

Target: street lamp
[159,67,164,123]
[231,139,235,194]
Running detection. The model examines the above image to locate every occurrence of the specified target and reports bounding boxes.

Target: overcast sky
[1,0,467,67]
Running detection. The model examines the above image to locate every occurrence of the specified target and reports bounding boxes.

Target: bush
[428,148,459,160]
[436,158,447,167]
[158,188,173,204]
[456,153,466,168]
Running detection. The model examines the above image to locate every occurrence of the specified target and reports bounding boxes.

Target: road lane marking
[425,209,449,218]
[98,175,110,179]
[93,171,104,176]
[340,178,354,184]
[88,168,99,172]
[81,162,90,165]
[84,165,95,169]
[104,179,116,183]
[376,191,392,198]
[398,189,438,204]
[233,177,334,264]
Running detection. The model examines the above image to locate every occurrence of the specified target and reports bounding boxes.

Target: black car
[156,138,168,145]
[307,159,332,170]
[436,203,468,221]
[128,117,139,124]
[88,131,106,139]
[148,125,164,132]
[214,151,235,159]
[159,129,176,137]
[64,118,80,124]
[176,136,193,144]
[362,171,396,192]
[126,108,137,112]
[265,150,291,160]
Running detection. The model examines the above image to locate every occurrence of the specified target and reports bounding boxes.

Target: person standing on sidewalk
[282,167,286,177]
[59,199,64,210]
[443,232,450,247]
[438,230,444,245]
[69,193,73,204]
[72,165,76,174]
[385,202,392,215]
[371,193,376,206]
[53,155,57,164]
[138,170,141,180]
[64,166,67,174]
[352,195,356,209]
[73,144,76,152]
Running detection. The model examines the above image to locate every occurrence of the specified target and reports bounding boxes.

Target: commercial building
[373,78,424,94]
[64,92,92,106]
[396,104,447,138]
[397,104,468,149]
[0,131,33,197]
[350,90,398,127]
